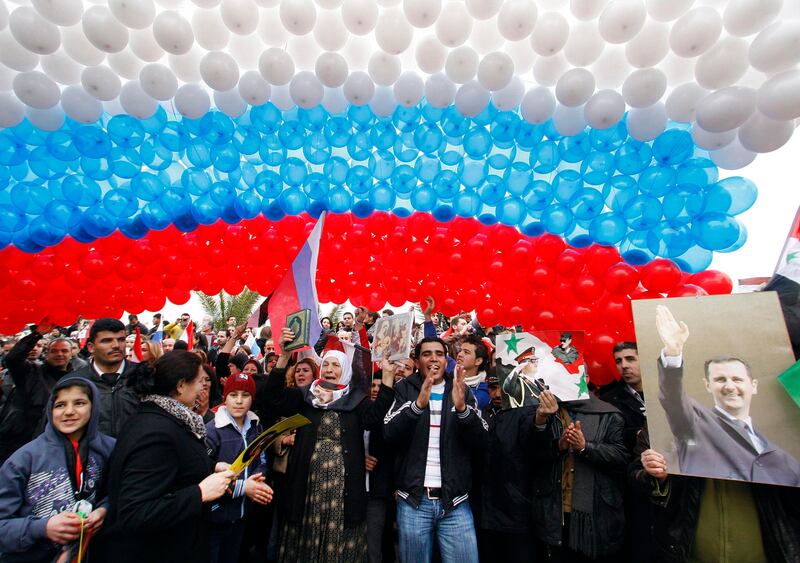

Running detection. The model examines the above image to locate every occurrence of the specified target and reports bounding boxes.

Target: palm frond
[193,289,263,330]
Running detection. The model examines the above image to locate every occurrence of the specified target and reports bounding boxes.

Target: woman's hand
[244,473,273,505]
[199,469,235,502]
[214,462,231,473]
[84,507,107,533]
[45,512,82,544]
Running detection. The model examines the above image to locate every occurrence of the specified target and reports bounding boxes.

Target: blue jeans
[397,496,479,563]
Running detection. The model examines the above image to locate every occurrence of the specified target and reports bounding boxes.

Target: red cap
[515,346,536,364]
[323,334,347,354]
[223,372,256,399]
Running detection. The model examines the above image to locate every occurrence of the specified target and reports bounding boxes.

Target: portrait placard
[371,312,414,362]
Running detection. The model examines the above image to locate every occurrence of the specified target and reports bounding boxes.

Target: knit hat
[223,372,256,399]
[229,352,249,371]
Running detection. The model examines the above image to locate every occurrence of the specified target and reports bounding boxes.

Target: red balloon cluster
[0,212,733,385]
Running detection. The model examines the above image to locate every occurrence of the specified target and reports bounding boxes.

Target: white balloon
[10,7,60,55]
[238,70,271,105]
[392,71,423,106]
[435,1,472,47]
[412,37,444,75]
[156,0,183,9]
[660,51,694,85]
[258,7,290,46]
[556,67,595,106]
[174,83,210,118]
[314,8,348,51]
[13,71,60,109]
[695,36,748,90]
[322,85,347,113]
[645,0,693,23]
[598,0,646,44]
[129,28,165,61]
[367,52,400,86]
[477,51,514,91]
[445,46,479,84]
[340,34,370,71]
[738,110,794,153]
[723,0,782,38]
[259,48,295,85]
[669,7,722,58]
[0,2,6,31]
[622,68,666,108]
[288,70,323,108]
[369,85,396,117]
[625,20,668,67]
[82,6,129,53]
[466,0,502,20]
[695,86,756,132]
[497,0,537,41]
[193,0,222,7]
[40,51,81,86]
[492,75,524,110]
[757,69,800,121]
[375,9,413,54]
[404,0,441,28]
[505,39,535,74]
[425,72,456,107]
[341,0,378,36]
[665,82,707,122]
[279,0,315,35]
[139,63,178,100]
[60,24,104,67]
[564,21,604,66]
[710,137,755,170]
[26,105,64,131]
[531,12,569,56]
[690,125,736,151]
[200,51,240,91]
[343,70,374,105]
[81,65,121,100]
[221,0,260,35]
[0,92,25,127]
[591,44,629,89]
[228,32,263,71]
[108,50,143,80]
[108,0,155,29]
[193,9,230,51]
[315,52,348,87]
[626,102,667,141]
[119,80,158,118]
[316,0,343,8]
[471,17,504,55]
[61,85,102,122]
[570,0,607,21]
[168,47,203,83]
[521,86,556,123]
[552,103,587,136]
[455,80,489,117]
[749,21,800,73]
[152,10,193,55]
[214,88,246,116]
[584,88,625,128]
[31,0,82,26]
[532,53,567,87]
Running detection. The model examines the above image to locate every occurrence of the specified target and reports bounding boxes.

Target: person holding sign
[265,328,396,562]
[0,377,114,563]
[655,305,800,485]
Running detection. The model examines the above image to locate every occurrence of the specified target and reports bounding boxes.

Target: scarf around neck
[143,394,207,439]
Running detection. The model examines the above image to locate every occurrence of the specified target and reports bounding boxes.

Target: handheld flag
[178,319,194,351]
[244,331,262,359]
[779,360,800,410]
[129,327,143,364]
[229,414,311,476]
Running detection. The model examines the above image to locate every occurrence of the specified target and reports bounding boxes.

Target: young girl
[205,372,273,563]
[0,377,115,562]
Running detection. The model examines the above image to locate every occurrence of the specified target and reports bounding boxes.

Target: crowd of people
[0,300,798,563]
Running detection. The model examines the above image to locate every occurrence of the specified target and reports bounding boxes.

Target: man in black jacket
[71,317,141,437]
[384,337,488,563]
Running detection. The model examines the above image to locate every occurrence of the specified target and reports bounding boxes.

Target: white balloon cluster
[0,0,798,169]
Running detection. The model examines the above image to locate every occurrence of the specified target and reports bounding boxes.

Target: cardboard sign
[371,312,414,362]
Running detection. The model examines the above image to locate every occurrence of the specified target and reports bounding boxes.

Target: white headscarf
[308,349,352,409]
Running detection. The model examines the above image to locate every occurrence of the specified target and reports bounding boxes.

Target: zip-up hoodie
[0,377,115,562]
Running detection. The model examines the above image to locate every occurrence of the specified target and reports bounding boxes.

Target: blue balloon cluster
[0,101,757,272]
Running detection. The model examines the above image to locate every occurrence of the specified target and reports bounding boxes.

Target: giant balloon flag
[1,0,795,382]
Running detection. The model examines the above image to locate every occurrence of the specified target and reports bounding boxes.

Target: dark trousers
[367,496,397,563]
[536,514,617,563]
[210,520,246,563]
[478,530,536,563]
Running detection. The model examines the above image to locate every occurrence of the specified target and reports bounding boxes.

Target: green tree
[195,289,263,330]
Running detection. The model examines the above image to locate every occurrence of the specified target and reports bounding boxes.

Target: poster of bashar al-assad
[632,293,800,487]
[371,312,414,362]
[496,330,588,408]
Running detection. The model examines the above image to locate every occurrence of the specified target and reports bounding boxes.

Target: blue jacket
[0,377,115,562]
[205,407,267,524]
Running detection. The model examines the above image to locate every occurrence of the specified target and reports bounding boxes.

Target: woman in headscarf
[266,327,397,562]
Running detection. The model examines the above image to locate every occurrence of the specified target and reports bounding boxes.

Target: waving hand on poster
[655,305,690,358]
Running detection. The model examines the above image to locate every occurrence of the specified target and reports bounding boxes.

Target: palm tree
[195,289,263,330]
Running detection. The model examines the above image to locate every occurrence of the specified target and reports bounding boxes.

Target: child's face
[52,386,92,439]
[225,390,252,420]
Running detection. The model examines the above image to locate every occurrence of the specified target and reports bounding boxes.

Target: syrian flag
[178,319,194,351]
[248,213,325,355]
[129,327,143,364]
[78,321,93,349]
[765,206,800,360]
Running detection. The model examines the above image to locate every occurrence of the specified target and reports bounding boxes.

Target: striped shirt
[424,382,446,488]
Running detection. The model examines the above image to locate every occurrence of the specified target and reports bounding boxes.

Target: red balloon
[583,245,622,278]
[667,284,709,298]
[479,307,499,328]
[597,295,633,329]
[687,270,733,295]
[640,258,682,293]
[529,264,554,291]
[573,274,604,304]
[554,249,584,277]
[604,263,640,295]
[535,234,566,263]
[630,288,664,300]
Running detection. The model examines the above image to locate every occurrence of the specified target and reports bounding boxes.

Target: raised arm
[655,306,696,440]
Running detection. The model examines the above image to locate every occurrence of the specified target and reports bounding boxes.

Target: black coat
[265,366,394,527]
[93,402,214,563]
[599,379,646,453]
[70,361,141,438]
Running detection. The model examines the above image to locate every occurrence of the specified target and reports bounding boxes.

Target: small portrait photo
[632,292,800,487]
[371,312,414,362]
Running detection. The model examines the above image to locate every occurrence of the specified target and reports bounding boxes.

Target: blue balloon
[132,173,165,201]
[158,122,189,152]
[413,122,444,154]
[262,200,286,222]
[280,157,308,186]
[326,187,353,213]
[691,213,741,251]
[0,133,29,167]
[553,169,582,203]
[211,144,241,173]
[602,175,637,212]
[580,151,615,185]
[458,158,486,189]
[672,245,713,273]
[62,175,101,206]
[103,189,138,218]
[204,112,235,146]
[113,148,143,179]
[515,122,544,150]
[349,105,376,128]
[393,133,418,162]
[432,204,455,222]
[159,190,192,220]
[646,221,693,258]
[541,204,574,235]
[391,165,417,196]
[299,106,328,132]
[0,204,27,232]
[46,131,80,161]
[302,132,331,165]
[414,155,441,182]
[369,181,396,210]
[490,112,520,143]
[250,103,282,134]
[496,196,525,226]
[676,157,718,187]
[410,184,437,211]
[139,106,167,135]
[472,102,497,127]
[530,141,560,174]
[504,162,531,196]
[559,132,592,163]
[254,169,283,198]
[28,216,66,247]
[118,215,149,239]
[590,122,627,152]
[524,180,553,211]
[615,141,652,175]
[369,120,397,150]
[638,165,675,197]
[233,126,262,155]
[621,248,652,266]
[351,199,373,218]
[441,107,469,137]
[81,204,117,238]
[80,155,114,181]
[570,188,604,221]
[662,184,703,224]
[43,200,76,229]
[12,227,45,253]
[186,139,213,168]
[521,222,545,237]
[346,165,373,195]
[454,190,481,217]
[29,146,68,180]
[347,130,372,161]
[140,201,171,230]
[210,181,236,207]
[324,116,352,147]
[623,195,662,230]
[182,167,213,195]
[478,177,505,205]
[589,213,627,244]
[714,177,757,215]
[278,187,308,215]
[323,156,350,185]
[434,170,460,201]
[653,129,693,166]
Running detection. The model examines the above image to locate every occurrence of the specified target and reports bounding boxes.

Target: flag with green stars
[778,359,800,410]
[495,330,589,407]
